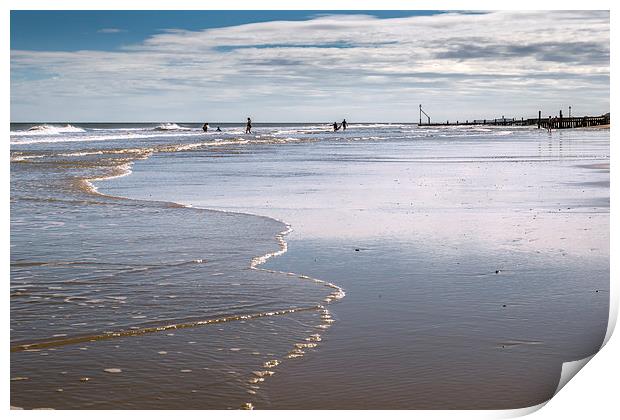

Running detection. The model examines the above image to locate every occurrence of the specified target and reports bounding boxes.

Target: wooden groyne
[417,106,609,129]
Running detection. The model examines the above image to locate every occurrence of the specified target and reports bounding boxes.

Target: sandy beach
[9,8,612,412]
[92,124,610,409]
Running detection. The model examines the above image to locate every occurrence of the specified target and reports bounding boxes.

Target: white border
[4,1,616,419]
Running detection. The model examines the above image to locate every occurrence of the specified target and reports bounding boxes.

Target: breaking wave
[153,123,191,131]
[11,124,86,136]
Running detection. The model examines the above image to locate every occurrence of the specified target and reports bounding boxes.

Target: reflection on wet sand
[12,123,609,409]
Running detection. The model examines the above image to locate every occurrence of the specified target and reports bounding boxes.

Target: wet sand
[10,124,345,409]
[99,127,610,408]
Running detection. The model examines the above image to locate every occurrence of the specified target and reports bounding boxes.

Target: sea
[10,122,610,409]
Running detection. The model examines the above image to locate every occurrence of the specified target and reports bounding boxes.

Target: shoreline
[106,130,608,409]
[83,149,345,308]
[575,123,610,130]
[11,144,346,409]
[11,143,346,348]
[11,125,609,409]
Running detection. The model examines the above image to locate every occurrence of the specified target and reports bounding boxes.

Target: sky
[10,10,610,122]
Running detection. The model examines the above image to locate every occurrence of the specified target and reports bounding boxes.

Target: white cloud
[11,11,609,122]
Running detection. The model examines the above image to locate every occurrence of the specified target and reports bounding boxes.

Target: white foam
[11,124,85,136]
[10,154,46,162]
[83,162,136,194]
[153,123,191,131]
[10,131,204,145]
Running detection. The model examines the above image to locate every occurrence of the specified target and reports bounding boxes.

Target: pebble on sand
[80,377,90,382]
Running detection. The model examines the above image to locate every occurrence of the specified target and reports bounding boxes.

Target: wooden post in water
[538,110,541,129]
[559,110,563,129]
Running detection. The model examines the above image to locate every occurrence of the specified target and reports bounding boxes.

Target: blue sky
[11,11,443,52]
[10,10,609,122]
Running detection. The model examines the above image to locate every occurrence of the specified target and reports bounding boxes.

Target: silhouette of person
[342,119,347,130]
[202,123,209,132]
[333,122,340,132]
[216,126,222,132]
[245,118,252,134]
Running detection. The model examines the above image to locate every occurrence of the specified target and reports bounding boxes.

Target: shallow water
[11,122,609,409]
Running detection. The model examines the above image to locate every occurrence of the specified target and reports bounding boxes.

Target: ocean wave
[11,124,86,136]
[153,123,191,131]
[91,127,148,132]
[272,126,329,135]
[10,154,47,162]
[10,131,204,145]
[11,140,256,162]
[349,123,407,129]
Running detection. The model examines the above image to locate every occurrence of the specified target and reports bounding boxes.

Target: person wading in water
[245,117,252,134]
